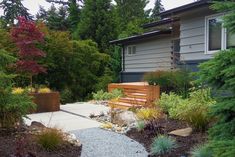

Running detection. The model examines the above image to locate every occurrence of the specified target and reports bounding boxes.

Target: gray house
[110,0,235,82]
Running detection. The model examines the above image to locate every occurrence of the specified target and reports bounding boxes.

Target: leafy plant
[37,128,65,151]
[136,108,162,121]
[92,89,124,101]
[157,89,215,131]
[191,144,212,157]
[136,120,145,132]
[178,89,215,131]
[156,92,183,114]
[150,135,177,155]
[144,70,192,97]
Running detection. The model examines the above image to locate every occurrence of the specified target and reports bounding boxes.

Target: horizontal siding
[181,52,213,61]
[180,14,213,61]
[124,37,172,72]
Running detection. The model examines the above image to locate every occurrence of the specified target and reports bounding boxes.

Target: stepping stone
[169,127,192,137]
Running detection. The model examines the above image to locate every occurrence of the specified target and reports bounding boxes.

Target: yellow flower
[12,87,24,94]
[38,87,51,93]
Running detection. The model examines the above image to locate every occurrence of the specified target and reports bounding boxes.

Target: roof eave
[159,0,211,18]
[110,30,172,45]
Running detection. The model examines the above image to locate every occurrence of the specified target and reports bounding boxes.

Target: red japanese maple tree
[11,17,46,88]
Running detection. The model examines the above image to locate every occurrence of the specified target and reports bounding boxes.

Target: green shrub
[0,50,36,128]
[191,144,212,157]
[156,92,183,114]
[157,89,215,131]
[0,90,35,128]
[136,120,145,132]
[60,88,73,104]
[37,128,65,151]
[174,89,215,131]
[92,89,124,101]
[150,135,177,155]
[208,140,235,157]
[144,70,192,97]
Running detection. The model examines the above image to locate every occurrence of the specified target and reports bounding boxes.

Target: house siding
[180,10,215,61]
[124,37,173,72]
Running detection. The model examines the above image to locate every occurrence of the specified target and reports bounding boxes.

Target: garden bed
[0,128,82,157]
[126,118,207,157]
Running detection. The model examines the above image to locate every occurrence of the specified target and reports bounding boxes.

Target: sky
[0,0,195,16]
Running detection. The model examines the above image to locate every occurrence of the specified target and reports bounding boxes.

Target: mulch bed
[0,128,82,157]
[126,118,207,157]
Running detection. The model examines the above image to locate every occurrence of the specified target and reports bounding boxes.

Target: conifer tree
[0,0,32,27]
[36,5,69,31]
[151,0,165,21]
[197,1,235,156]
[74,0,117,53]
[114,0,150,37]
[46,0,81,31]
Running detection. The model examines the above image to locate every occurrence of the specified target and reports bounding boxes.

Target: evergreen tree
[36,5,69,31]
[114,0,150,31]
[36,6,48,22]
[74,0,118,53]
[46,0,81,31]
[0,0,32,27]
[151,0,165,21]
[197,1,235,156]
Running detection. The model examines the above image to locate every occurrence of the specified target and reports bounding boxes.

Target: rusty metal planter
[30,92,60,113]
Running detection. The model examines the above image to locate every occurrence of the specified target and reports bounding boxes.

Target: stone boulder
[168,127,192,137]
[112,111,137,126]
[29,121,46,131]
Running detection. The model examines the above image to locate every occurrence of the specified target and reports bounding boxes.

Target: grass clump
[191,144,212,157]
[136,120,145,131]
[136,108,162,121]
[37,128,65,151]
[151,135,177,155]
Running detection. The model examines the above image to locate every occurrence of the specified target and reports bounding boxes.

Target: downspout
[121,45,125,82]
[122,45,125,72]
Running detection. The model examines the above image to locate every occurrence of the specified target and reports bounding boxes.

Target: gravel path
[71,128,148,157]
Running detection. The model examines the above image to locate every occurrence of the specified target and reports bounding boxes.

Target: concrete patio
[24,102,109,131]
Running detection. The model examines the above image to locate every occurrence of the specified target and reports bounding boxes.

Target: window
[205,14,235,54]
[126,45,136,55]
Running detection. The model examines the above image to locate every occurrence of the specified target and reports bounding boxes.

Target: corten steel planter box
[30,92,60,113]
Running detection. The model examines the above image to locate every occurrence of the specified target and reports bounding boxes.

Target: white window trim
[205,13,226,54]
[126,45,136,56]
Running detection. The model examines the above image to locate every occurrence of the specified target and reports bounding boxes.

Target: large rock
[112,111,137,126]
[169,127,192,137]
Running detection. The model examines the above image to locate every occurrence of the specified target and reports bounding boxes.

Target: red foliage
[11,16,46,75]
